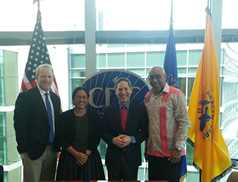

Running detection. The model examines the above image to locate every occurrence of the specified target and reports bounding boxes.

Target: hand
[67,146,89,166]
[169,149,181,163]
[118,135,131,147]
[112,135,132,148]
[86,150,92,156]
[75,151,88,166]
[112,136,126,148]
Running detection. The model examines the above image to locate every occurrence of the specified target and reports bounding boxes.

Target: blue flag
[180,155,187,181]
[163,23,179,87]
[163,23,187,181]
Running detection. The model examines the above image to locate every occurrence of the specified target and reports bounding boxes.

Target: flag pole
[33,0,40,11]
[37,0,40,12]
[198,4,211,182]
[170,0,173,27]
[207,0,211,12]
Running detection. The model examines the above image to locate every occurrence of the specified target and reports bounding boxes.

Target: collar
[162,83,170,93]
[37,84,50,96]
[152,83,170,95]
[119,100,130,109]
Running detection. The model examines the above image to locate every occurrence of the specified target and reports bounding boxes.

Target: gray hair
[35,64,54,77]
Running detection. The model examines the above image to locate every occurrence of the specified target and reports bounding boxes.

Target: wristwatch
[130,136,136,144]
[176,146,182,151]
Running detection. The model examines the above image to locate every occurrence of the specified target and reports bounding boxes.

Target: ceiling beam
[0,29,237,46]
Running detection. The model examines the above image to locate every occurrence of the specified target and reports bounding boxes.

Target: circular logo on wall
[83,70,149,116]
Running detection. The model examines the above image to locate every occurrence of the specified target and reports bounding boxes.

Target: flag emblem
[198,91,214,138]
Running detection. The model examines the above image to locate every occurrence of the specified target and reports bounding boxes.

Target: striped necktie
[45,93,54,143]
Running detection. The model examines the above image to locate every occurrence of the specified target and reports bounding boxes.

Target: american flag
[21,10,58,94]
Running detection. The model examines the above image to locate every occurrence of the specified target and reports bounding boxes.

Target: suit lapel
[49,91,58,117]
[113,105,123,133]
[33,87,48,119]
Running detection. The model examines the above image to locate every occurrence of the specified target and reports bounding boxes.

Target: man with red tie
[102,78,148,180]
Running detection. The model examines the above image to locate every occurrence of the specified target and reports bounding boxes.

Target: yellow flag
[188,13,231,182]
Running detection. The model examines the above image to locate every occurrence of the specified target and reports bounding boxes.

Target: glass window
[187,77,195,103]
[0,113,4,132]
[178,78,186,96]
[0,78,4,106]
[1,0,85,31]
[107,44,125,48]
[70,70,86,78]
[186,141,194,165]
[97,54,107,68]
[71,78,85,91]
[128,69,145,78]
[188,67,197,77]
[108,53,124,68]
[0,113,5,164]
[71,54,85,69]
[126,44,145,48]
[177,51,187,66]
[189,50,201,65]
[178,68,186,74]
[146,52,164,67]
[127,53,144,68]
[222,0,238,28]
[96,0,206,30]
[0,151,3,164]
[0,57,3,78]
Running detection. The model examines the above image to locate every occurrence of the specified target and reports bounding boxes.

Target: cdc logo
[83,70,149,116]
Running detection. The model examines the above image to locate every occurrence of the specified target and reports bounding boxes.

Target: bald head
[149,66,166,76]
[148,66,166,92]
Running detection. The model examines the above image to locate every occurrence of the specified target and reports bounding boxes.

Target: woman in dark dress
[56,87,105,180]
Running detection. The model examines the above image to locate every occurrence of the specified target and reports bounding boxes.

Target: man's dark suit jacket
[102,102,148,169]
[14,87,61,160]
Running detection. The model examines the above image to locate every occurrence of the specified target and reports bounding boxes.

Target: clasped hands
[75,149,91,166]
[112,134,131,148]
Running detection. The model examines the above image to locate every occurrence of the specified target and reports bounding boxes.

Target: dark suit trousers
[148,155,182,182]
[107,155,138,180]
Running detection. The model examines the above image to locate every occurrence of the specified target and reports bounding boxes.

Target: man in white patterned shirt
[144,66,189,182]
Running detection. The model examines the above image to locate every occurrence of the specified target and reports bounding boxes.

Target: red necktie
[120,105,128,130]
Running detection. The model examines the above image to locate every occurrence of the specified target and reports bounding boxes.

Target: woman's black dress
[56,109,105,180]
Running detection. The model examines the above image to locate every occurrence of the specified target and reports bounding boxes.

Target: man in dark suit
[14,64,61,182]
[102,78,148,180]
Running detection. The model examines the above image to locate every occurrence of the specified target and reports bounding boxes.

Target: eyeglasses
[148,74,162,80]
